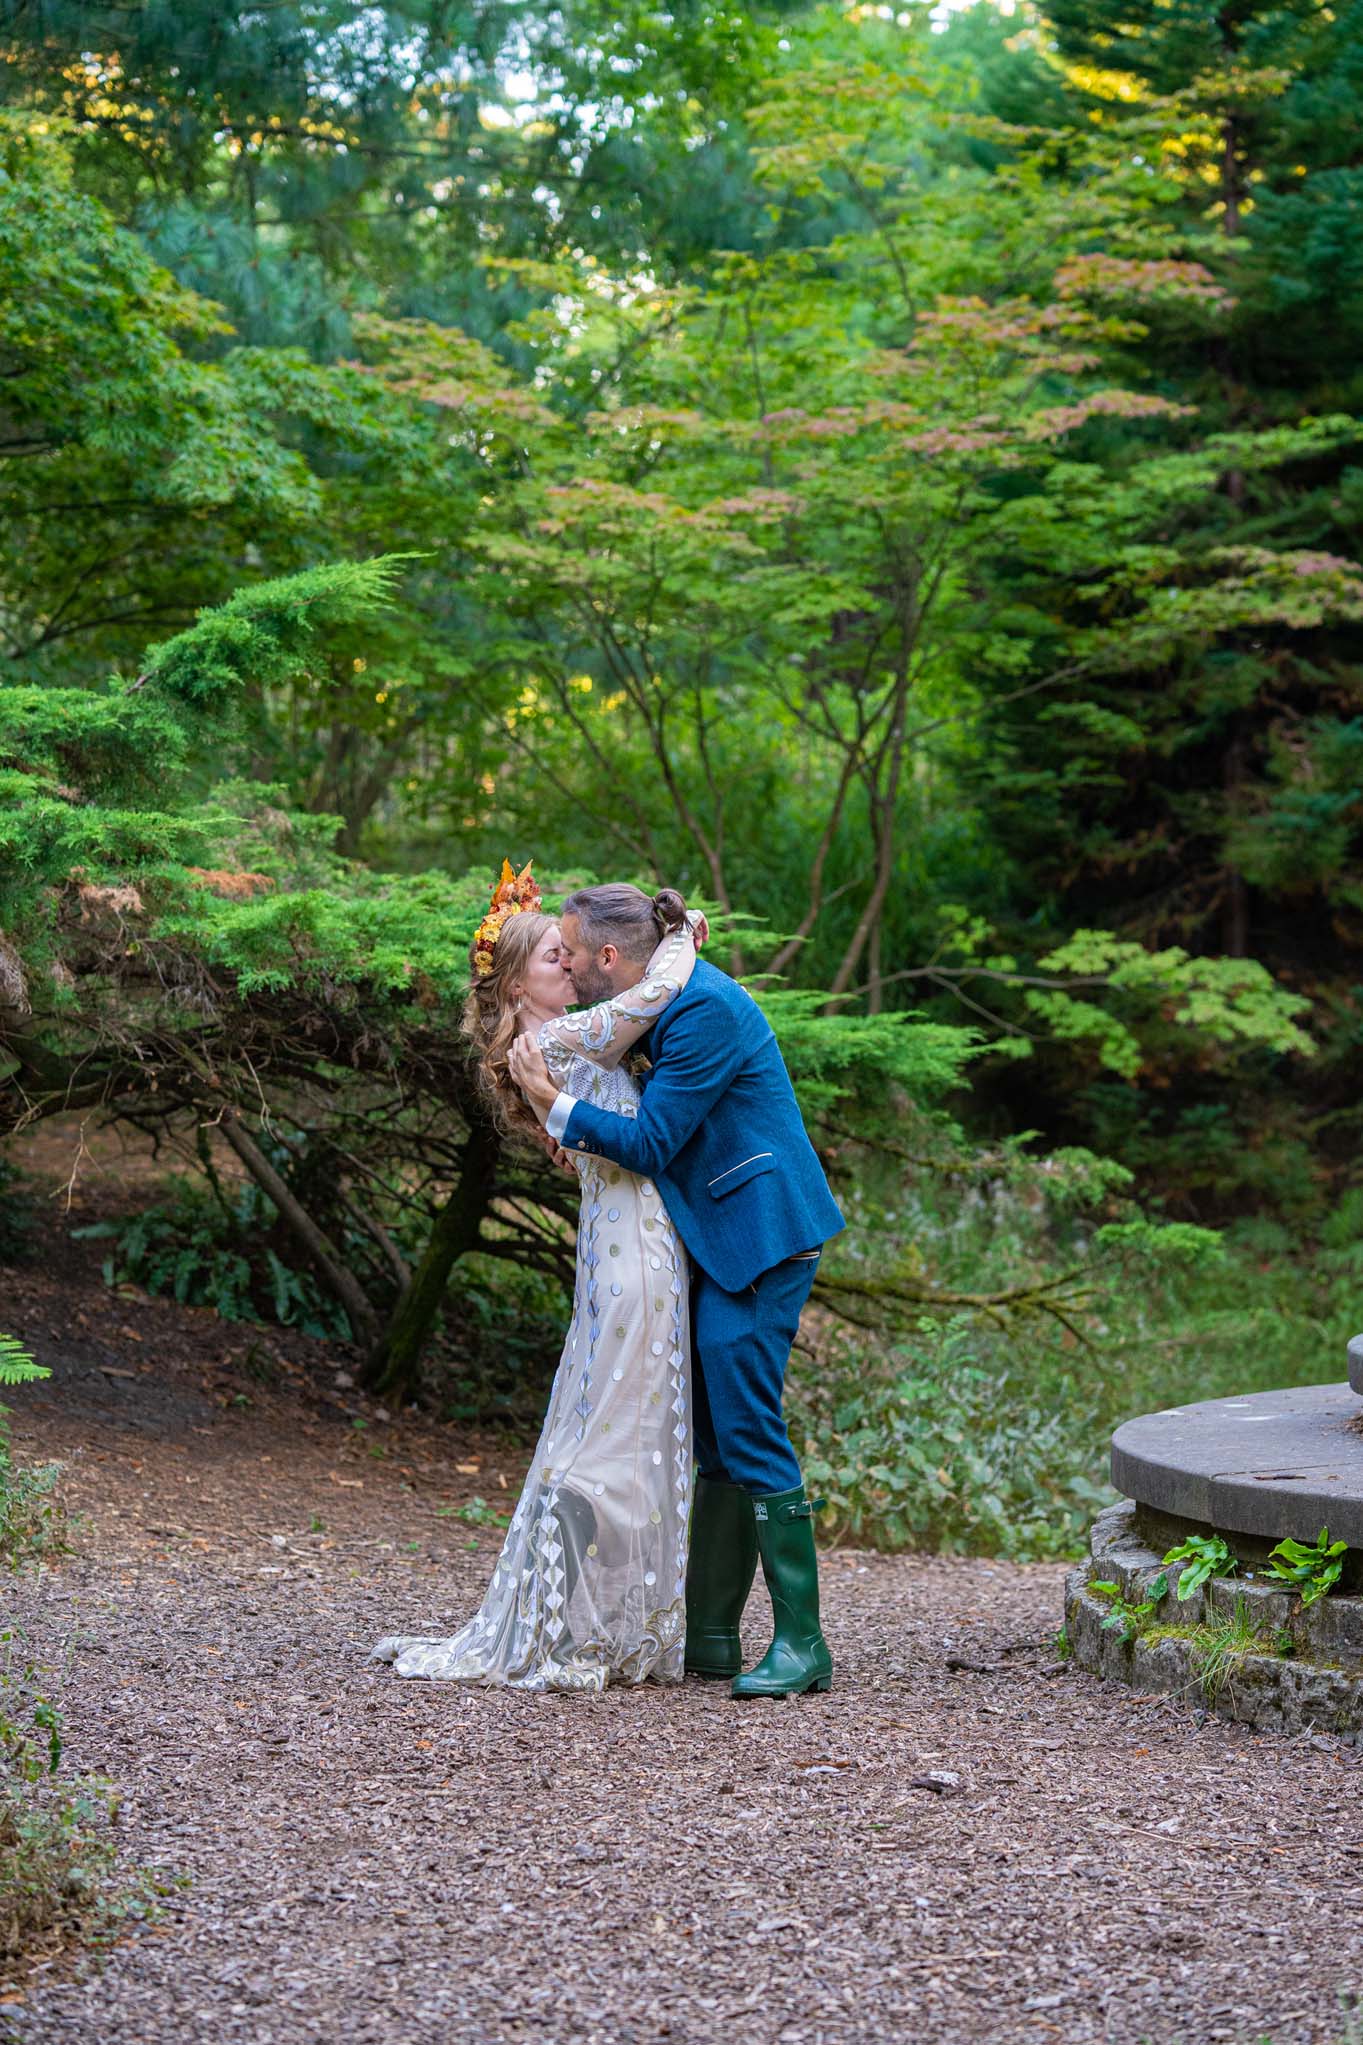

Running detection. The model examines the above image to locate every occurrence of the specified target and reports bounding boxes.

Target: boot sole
[732,1672,832,1699]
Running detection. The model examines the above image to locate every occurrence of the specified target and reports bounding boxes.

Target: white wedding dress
[370,925,696,1692]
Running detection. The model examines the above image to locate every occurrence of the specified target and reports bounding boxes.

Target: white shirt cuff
[545,1092,575,1143]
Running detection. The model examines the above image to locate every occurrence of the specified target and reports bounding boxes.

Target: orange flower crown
[472,858,542,978]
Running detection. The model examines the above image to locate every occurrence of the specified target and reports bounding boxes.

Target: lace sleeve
[538,919,697,1074]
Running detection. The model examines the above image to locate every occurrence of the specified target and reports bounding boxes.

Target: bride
[370,862,700,1693]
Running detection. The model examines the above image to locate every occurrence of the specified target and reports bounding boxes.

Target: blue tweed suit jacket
[558,959,844,1293]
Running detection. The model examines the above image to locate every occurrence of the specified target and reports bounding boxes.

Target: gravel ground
[5,1300,1363,2045]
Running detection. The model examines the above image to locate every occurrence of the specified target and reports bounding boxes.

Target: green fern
[0,1333,48,1386]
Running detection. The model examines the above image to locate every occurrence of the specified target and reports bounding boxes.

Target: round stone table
[1066,1361,1363,1738]
[1112,1381,1363,1551]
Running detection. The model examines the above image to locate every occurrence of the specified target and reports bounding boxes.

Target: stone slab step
[1068,1500,1363,1735]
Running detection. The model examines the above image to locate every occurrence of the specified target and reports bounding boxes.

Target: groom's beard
[570,961,614,1005]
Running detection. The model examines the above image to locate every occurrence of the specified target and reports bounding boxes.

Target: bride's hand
[689,910,710,948]
[508,1033,557,1122]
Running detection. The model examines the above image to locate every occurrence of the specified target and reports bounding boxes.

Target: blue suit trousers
[689,1254,819,1495]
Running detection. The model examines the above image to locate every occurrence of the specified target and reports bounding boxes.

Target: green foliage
[1027,934,1315,1080]
[794,1138,1363,1559]
[1091,1220,1224,1268]
[0,1337,68,1574]
[1266,1527,1349,1606]
[1188,1598,1265,1707]
[0,1439,68,1576]
[74,1181,352,1341]
[0,1359,157,1976]
[1090,1576,1168,1641]
[140,557,417,720]
[148,858,487,1003]
[791,1318,1111,1560]
[0,1333,46,1388]
[1161,1531,1237,1600]
[1,1640,62,1785]
[752,990,983,1117]
[438,1497,512,1530]
[0,552,418,966]
[931,913,1315,1086]
[0,114,358,693]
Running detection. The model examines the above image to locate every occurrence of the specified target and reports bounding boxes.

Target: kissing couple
[371,865,844,1698]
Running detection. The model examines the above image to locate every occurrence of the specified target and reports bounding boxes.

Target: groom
[509,882,845,1698]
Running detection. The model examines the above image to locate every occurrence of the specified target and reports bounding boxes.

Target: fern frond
[0,1332,49,1385]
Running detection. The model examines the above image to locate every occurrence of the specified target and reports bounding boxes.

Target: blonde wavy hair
[461,910,558,1143]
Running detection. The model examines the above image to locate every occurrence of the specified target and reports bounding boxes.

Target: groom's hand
[530,1125,576,1177]
[508,1034,558,1123]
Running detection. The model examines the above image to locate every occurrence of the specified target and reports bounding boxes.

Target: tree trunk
[823,570,925,1006]
[1222,732,1250,958]
[826,655,914,1005]
[1219,110,1246,505]
[362,1111,502,1403]
[217,1110,382,1348]
[1221,111,1241,240]
[763,745,861,981]
[825,794,897,1004]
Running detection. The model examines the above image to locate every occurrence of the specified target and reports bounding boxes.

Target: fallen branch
[811,1266,1097,1344]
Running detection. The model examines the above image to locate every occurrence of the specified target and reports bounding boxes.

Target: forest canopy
[1,0,1361,1471]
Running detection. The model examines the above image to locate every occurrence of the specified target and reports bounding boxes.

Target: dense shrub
[790,1163,1362,1560]
[792,1318,1111,1560]
[0,1452,70,1578]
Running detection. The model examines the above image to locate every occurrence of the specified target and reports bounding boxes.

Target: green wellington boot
[731,1486,833,1699]
[685,1476,759,1678]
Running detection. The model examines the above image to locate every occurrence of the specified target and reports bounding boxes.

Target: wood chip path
[4,1304,1363,2045]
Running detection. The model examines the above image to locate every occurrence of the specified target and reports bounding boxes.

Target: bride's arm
[538,917,698,1071]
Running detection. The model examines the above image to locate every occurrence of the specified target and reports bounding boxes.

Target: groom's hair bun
[560,882,687,962]
[652,888,686,933]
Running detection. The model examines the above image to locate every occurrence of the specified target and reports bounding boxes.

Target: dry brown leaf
[184,867,276,900]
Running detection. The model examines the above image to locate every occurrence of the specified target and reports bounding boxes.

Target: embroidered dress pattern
[370,925,695,1692]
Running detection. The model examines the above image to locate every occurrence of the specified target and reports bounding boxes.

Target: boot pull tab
[774,1495,825,1524]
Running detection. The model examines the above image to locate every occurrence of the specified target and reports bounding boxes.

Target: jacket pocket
[707,1151,775,1198]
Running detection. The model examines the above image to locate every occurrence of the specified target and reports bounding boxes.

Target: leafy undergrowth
[2,1359,73,1584]
[790,1170,1363,1562]
[73,1175,353,1342]
[0,1638,174,1994]
[792,1317,1110,1559]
